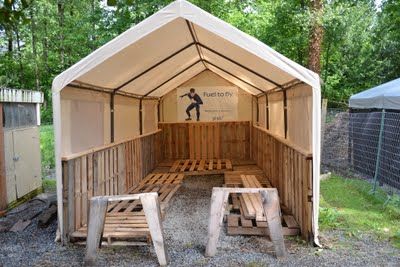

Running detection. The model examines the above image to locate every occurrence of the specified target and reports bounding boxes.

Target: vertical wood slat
[61,130,161,239]
[158,121,251,160]
[250,125,313,241]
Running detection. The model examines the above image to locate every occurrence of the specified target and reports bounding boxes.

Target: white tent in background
[349,77,400,110]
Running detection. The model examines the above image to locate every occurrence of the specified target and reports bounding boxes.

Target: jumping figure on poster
[180,88,203,121]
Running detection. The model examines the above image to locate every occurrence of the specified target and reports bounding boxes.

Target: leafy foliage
[0,0,399,117]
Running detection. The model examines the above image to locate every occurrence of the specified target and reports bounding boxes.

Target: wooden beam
[84,197,108,265]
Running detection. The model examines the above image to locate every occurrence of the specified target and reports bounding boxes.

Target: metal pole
[373,109,385,193]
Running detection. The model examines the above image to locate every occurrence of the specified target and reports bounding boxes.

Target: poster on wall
[177,86,238,121]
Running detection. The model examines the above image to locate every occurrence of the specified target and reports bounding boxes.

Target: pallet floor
[70,160,300,245]
[169,159,232,175]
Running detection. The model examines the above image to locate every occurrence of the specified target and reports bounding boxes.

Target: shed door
[12,127,41,198]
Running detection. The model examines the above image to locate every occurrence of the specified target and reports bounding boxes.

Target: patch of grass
[42,179,56,192]
[319,175,400,248]
[40,125,55,173]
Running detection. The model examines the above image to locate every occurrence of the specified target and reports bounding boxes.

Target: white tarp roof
[52,0,320,97]
[349,77,400,110]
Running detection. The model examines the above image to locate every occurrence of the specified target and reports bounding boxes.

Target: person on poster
[180,88,203,121]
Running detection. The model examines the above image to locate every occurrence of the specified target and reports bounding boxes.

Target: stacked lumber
[169,159,232,175]
[224,174,300,237]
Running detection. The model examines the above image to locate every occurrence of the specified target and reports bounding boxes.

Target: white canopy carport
[349,77,400,110]
[52,0,321,245]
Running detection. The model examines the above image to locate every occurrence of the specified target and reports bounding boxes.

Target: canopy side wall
[252,84,317,241]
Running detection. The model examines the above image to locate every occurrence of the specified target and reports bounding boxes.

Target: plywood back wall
[160,70,253,122]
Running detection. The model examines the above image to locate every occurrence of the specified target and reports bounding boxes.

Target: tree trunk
[14,26,24,85]
[29,5,40,91]
[58,0,65,68]
[308,0,324,74]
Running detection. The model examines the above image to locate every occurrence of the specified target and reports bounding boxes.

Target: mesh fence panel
[322,108,400,196]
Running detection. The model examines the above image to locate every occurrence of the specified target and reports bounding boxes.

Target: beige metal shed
[52,0,321,245]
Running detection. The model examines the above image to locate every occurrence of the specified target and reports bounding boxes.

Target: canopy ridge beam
[142,59,203,98]
[197,43,284,90]
[113,42,196,93]
[203,60,265,94]
[185,20,207,70]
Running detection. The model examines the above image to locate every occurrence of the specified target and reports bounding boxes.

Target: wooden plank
[180,160,190,172]
[189,160,197,172]
[0,104,7,211]
[198,159,205,171]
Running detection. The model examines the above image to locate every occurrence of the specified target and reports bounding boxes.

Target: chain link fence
[321,108,400,198]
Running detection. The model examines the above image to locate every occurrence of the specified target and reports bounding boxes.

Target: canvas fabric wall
[287,84,312,152]
[60,87,110,155]
[143,99,158,133]
[161,70,252,122]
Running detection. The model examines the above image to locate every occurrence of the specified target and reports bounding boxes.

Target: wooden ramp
[70,173,184,244]
[169,159,232,175]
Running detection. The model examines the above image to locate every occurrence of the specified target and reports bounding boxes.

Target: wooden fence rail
[61,130,162,241]
[251,125,313,241]
[159,121,251,160]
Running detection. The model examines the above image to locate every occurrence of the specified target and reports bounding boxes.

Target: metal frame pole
[373,109,385,193]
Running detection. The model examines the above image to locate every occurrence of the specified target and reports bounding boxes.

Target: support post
[139,98,143,135]
[110,93,115,143]
[283,90,287,138]
[265,93,269,130]
[373,109,385,193]
[0,104,7,211]
[84,197,108,266]
[260,190,286,258]
[141,193,168,266]
[205,188,229,257]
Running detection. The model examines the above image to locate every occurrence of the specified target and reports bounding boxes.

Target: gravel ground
[1,175,399,266]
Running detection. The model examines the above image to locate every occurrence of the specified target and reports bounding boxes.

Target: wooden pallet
[224,171,272,188]
[226,214,300,236]
[70,173,183,244]
[70,211,151,244]
[169,159,232,175]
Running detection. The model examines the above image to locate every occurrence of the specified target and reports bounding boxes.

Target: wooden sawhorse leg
[84,193,168,266]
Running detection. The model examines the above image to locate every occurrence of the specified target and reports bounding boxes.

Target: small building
[349,77,400,191]
[0,88,44,211]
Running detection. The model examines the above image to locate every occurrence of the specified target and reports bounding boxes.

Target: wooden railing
[159,121,251,160]
[61,130,162,240]
[251,125,313,241]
